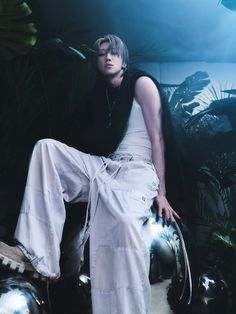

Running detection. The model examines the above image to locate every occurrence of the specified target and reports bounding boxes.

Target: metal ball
[198,270,229,306]
[75,273,91,305]
[149,214,184,283]
[0,275,47,314]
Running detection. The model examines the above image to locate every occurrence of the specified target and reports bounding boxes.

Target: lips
[105,63,113,68]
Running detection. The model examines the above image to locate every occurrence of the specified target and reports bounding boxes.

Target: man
[0,34,179,313]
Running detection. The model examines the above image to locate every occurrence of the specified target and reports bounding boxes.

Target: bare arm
[135,76,180,221]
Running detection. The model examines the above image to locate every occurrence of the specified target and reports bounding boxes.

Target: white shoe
[0,241,48,282]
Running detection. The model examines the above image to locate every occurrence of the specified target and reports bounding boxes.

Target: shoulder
[125,67,160,94]
[135,76,158,91]
[123,68,161,101]
[134,75,160,102]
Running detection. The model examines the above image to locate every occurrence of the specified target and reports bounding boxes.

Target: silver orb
[0,276,47,314]
[76,273,91,306]
[198,271,229,306]
[149,214,184,283]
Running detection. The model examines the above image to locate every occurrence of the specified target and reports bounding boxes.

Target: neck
[105,70,124,88]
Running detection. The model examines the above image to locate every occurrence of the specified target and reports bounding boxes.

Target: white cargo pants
[14,139,159,314]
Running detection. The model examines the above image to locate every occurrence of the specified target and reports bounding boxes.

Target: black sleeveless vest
[80,68,167,155]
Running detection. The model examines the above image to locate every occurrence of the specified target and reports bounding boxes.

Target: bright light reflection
[0,289,29,313]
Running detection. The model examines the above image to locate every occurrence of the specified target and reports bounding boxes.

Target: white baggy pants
[14,139,159,314]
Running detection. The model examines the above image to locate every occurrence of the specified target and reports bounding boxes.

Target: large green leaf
[0,0,37,60]
[169,71,210,112]
[212,232,236,250]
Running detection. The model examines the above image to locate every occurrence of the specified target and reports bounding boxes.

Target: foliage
[212,216,236,252]
[185,96,236,129]
[210,215,236,288]
[168,71,210,117]
[0,0,37,60]
[201,152,236,189]
[194,152,236,223]
[213,232,236,250]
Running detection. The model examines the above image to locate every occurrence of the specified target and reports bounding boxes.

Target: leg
[90,160,159,314]
[1,139,103,280]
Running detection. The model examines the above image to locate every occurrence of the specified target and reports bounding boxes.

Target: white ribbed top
[114,98,152,159]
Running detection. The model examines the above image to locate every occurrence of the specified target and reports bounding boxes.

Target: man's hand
[156,194,180,222]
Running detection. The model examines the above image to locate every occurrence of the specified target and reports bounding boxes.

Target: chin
[105,68,122,76]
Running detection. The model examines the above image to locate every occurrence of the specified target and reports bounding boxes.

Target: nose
[105,51,112,60]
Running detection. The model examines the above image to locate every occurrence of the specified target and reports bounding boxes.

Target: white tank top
[114,98,152,159]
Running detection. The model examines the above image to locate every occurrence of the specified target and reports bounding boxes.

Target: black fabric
[70,68,158,154]
[69,68,137,156]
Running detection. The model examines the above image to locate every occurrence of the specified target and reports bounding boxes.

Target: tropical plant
[166,71,210,118]
[185,97,236,129]
[0,0,37,60]
[211,214,236,309]
[212,219,236,256]
[195,153,236,220]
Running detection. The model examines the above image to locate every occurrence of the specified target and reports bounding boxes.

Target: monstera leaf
[0,0,37,60]
[169,71,210,113]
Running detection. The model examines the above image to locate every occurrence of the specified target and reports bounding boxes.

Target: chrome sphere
[75,273,91,307]
[198,270,229,306]
[0,276,47,314]
[149,214,184,283]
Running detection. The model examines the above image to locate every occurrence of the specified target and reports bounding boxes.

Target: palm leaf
[0,0,37,60]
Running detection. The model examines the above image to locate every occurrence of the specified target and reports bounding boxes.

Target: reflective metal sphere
[0,276,47,314]
[198,270,229,306]
[149,214,184,283]
[61,273,92,312]
[76,273,91,306]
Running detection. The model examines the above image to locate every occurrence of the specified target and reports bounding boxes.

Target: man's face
[97,41,125,77]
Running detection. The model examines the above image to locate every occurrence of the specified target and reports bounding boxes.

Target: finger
[172,209,180,219]
[166,211,174,222]
[168,206,180,220]
[163,208,171,221]
[157,207,163,218]
[169,212,176,222]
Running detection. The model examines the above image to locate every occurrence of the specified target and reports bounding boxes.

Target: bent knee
[34,138,66,152]
[114,216,142,247]
[35,138,56,148]
[33,139,64,157]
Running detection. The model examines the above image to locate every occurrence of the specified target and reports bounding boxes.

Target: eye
[110,48,119,55]
[98,52,106,57]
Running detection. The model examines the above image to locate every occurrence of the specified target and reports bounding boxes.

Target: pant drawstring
[77,159,112,268]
